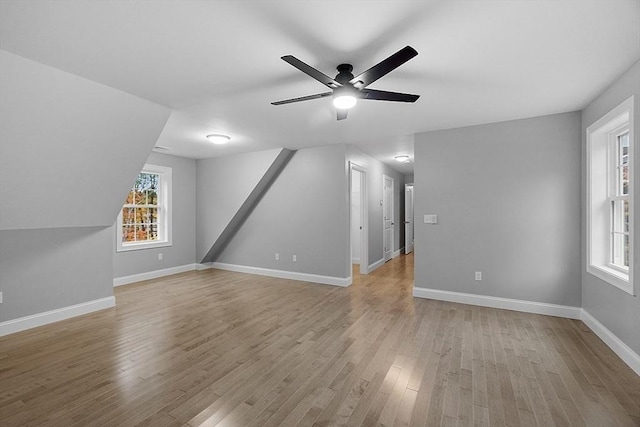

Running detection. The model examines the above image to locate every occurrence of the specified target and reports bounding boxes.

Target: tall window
[587,96,634,295]
[116,164,172,252]
[610,129,629,270]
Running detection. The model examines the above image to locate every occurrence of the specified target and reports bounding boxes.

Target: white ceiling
[1,1,639,175]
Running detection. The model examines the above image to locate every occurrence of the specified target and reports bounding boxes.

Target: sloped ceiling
[0,1,639,175]
[0,51,171,230]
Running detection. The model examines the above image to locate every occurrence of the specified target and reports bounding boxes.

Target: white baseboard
[206,262,351,287]
[368,258,385,273]
[581,310,640,376]
[393,248,403,258]
[351,258,360,265]
[113,263,197,287]
[412,287,582,319]
[0,296,116,337]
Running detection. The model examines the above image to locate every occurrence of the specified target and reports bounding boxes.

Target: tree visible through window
[122,172,160,243]
[117,164,172,252]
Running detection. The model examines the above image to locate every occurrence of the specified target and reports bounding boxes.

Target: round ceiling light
[206,134,231,144]
[394,155,410,163]
[333,94,357,110]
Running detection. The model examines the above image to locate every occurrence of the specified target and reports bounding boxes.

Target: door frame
[383,174,394,262]
[350,163,369,275]
[404,183,414,254]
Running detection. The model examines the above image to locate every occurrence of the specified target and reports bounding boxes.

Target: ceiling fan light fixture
[394,155,410,162]
[332,94,357,110]
[206,134,231,144]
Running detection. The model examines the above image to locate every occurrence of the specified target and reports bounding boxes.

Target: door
[404,184,414,254]
[383,175,394,262]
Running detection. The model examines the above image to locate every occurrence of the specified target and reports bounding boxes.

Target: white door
[404,184,414,254]
[383,175,394,262]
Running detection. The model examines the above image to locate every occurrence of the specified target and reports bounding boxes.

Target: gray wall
[113,152,197,278]
[0,50,170,322]
[196,149,282,262]
[212,145,350,279]
[581,61,640,355]
[414,111,582,307]
[347,147,405,267]
[0,227,113,321]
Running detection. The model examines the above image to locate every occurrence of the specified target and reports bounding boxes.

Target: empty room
[0,1,639,426]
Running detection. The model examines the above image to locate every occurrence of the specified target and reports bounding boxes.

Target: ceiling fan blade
[350,46,418,88]
[337,109,348,121]
[361,89,420,103]
[271,92,333,106]
[281,55,341,88]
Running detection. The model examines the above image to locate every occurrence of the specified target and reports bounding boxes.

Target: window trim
[116,164,172,252]
[586,96,634,295]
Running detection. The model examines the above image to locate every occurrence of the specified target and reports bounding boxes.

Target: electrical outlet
[292,255,297,262]
[275,253,279,261]
[0,292,3,303]
[158,253,163,260]
[475,271,482,281]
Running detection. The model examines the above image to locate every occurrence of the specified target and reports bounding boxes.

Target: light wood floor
[1,254,639,426]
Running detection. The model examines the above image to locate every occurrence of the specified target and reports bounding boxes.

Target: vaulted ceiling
[1,1,638,174]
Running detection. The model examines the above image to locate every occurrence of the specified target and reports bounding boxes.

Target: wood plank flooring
[1,254,638,426]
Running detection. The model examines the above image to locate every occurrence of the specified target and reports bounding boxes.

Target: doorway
[350,164,368,275]
[383,174,394,262]
[404,183,414,254]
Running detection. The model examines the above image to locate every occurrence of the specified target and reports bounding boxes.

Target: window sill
[587,264,633,295]
[117,240,172,253]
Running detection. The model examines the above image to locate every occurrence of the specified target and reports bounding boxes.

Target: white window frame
[116,164,172,252]
[586,96,634,295]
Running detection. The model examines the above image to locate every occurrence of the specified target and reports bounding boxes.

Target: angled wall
[0,50,171,230]
[199,144,350,281]
[196,148,283,262]
[0,51,171,329]
[201,148,295,263]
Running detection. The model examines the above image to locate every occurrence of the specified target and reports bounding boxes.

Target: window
[116,164,172,252]
[587,96,634,294]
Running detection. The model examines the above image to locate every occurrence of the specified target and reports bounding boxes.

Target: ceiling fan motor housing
[335,64,354,85]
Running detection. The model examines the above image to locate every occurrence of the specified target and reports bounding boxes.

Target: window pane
[624,233,629,267]
[150,224,158,240]
[611,231,630,268]
[122,225,135,242]
[624,199,629,233]
[134,190,145,205]
[622,165,629,195]
[135,225,148,241]
[122,207,135,224]
[148,207,158,224]
[125,190,135,204]
[146,189,158,205]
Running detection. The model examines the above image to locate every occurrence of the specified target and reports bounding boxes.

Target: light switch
[424,214,438,224]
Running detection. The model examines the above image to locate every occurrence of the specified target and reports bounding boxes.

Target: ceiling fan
[272,46,420,120]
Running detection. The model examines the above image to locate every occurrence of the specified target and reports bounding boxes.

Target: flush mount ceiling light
[394,155,410,163]
[206,134,231,144]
